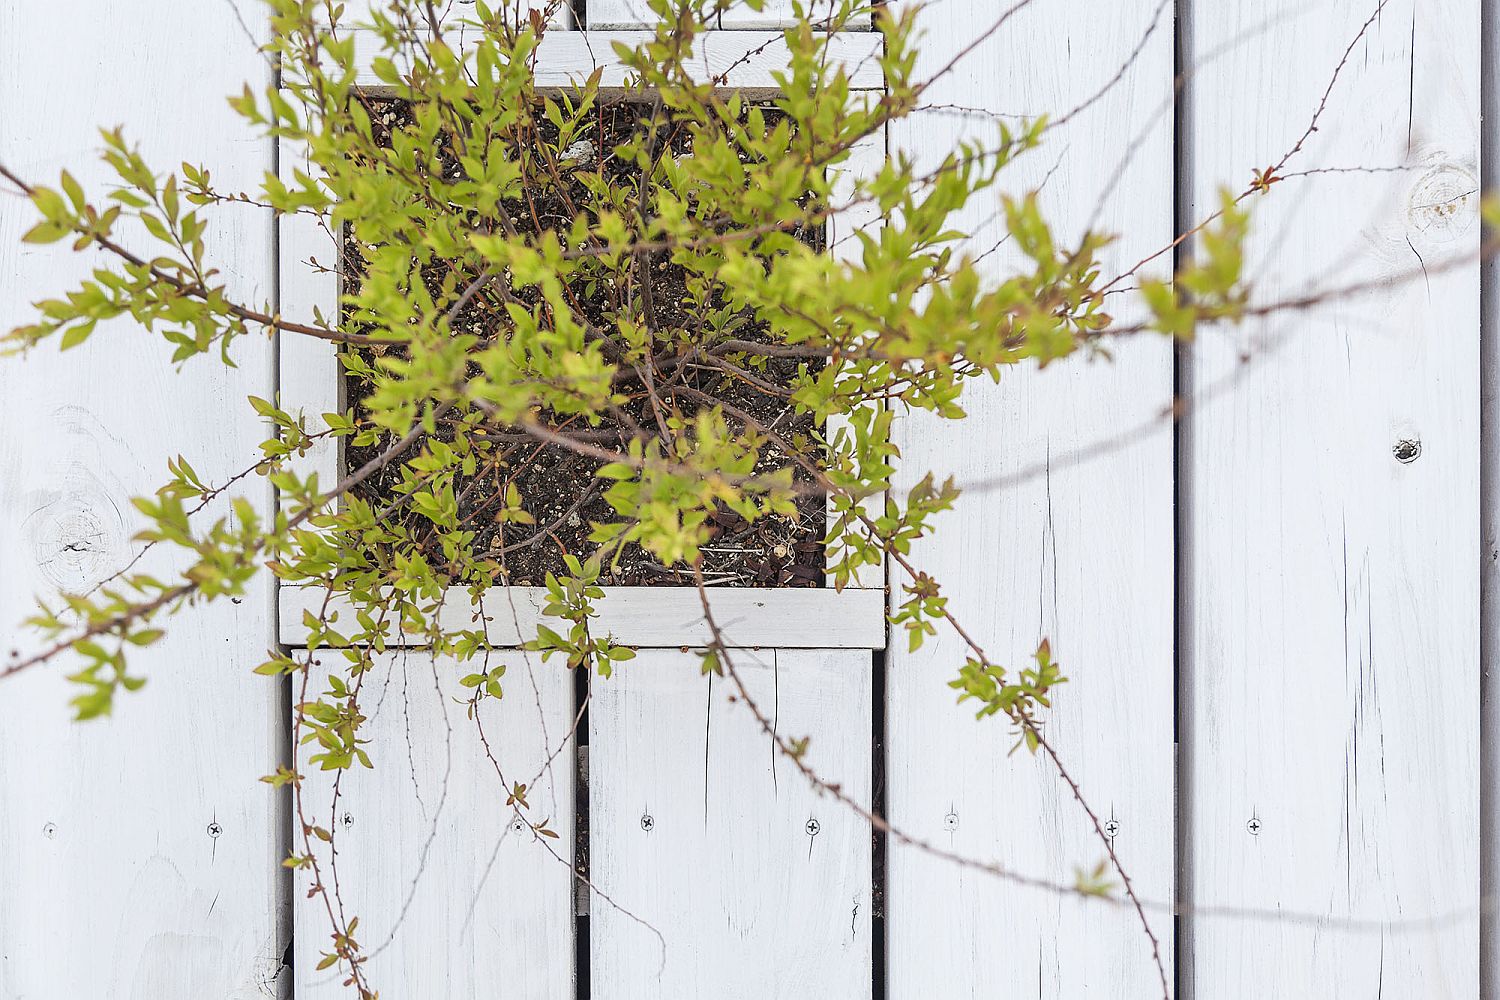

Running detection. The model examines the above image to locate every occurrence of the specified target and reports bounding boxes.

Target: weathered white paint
[293,650,574,998]
[338,0,571,31]
[280,584,887,648]
[0,2,283,997]
[886,0,1177,996]
[587,0,785,29]
[589,648,872,999]
[344,28,885,90]
[586,0,867,30]
[1183,2,1480,996]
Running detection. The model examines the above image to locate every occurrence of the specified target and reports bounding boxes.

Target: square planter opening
[276,27,888,649]
[346,96,829,590]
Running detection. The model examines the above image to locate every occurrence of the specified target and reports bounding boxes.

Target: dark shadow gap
[871,646,888,1000]
[1171,1,1194,998]
[1479,0,1498,995]
[270,36,297,995]
[575,665,592,1000]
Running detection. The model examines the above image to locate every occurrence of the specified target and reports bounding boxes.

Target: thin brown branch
[0,160,385,347]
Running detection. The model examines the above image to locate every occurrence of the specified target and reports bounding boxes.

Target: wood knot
[24,486,126,591]
[1406,163,1478,246]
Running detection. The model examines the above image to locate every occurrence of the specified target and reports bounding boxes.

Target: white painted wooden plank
[0,2,284,998]
[586,0,868,30]
[344,29,885,89]
[827,125,883,263]
[278,142,341,494]
[336,0,571,31]
[826,126,886,590]
[589,648,871,999]
[281,584,887,647]
[1184,2,1479,996]
[293,650,574,998]
[587,0,782,29]
[887,0,1177,996]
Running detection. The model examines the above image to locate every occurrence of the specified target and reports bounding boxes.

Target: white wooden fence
[0,1,1489,997]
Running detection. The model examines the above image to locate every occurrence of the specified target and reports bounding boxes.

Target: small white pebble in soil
[560,139,595,166]
[773,544,789,559]
[566,511,582,528]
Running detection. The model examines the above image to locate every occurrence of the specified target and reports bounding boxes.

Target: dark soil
[344,97,827,587]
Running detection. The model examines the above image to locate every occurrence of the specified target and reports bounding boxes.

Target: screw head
[805,818,821,836]
[1393,438,1422,464]
[340,812,355,829]
[942,811,959,831]
[1247,817,1262,836]
[1104,818,1121,838]
[207,822,223,838]
[640,814,654,832]
[42,822,57,840]
[509,817,526,835]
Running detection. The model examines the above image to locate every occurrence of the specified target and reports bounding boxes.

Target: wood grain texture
[281,585,887,648]
[885,0,1177,995]
[588,648,871,999]
[293,650,574,999]
[0,2,284,997]
[587,0,789,29]
[338,0,572,31]
[585,0,867,30]
[1183,1,1480,996]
